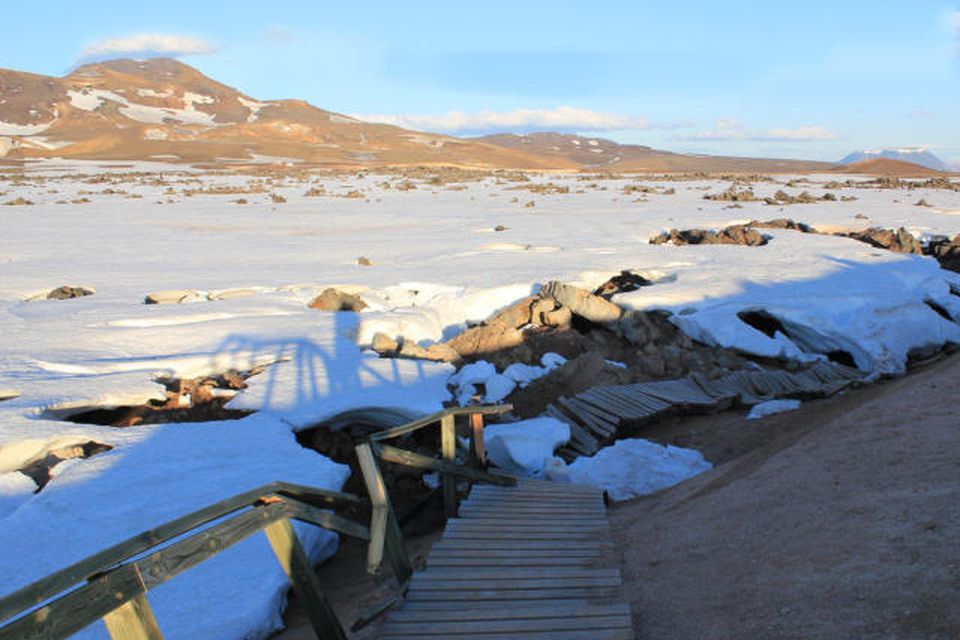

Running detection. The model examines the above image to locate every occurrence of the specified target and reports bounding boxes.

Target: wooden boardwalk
[380,478,633,639]
[545,361,863,460]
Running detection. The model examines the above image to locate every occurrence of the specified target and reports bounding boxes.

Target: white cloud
[79,34,216,62]
[352,106,652,133]
[679,119,838,142]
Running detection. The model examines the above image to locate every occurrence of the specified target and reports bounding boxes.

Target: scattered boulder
[703,187,756,202]
[46,285,95,300]
[308,288,368,312]
[650,225,766,247]
[357,256,373,266]
[927,235,960,273]
[540,280,623,324]
[371,332,400,355]
[593,271,653,299]
[840,227,923,255]
[748,218,815,233]
[144,290,202,305]
[447,324,525,360]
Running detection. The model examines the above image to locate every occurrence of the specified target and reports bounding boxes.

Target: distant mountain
[838,148,948,172]
[830,158,944,177]
[0,58,832,172]
[477,132,832,173]
[0,58,560,168]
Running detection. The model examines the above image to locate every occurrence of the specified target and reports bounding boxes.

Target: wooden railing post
[102,593,163,640]
[265,518,346,640]
[440,413,458,518]
[355,443,412,584]
[469,412,486,467]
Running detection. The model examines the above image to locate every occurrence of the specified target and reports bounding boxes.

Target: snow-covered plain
[1,161,960,637]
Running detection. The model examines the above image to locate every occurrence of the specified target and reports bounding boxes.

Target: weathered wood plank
[431,539,612,551]
[375,443,514,486]
[383,613,631,634]
[409,576,621,590]
[415,567,619,579]
[264,518,346,640]
[398,597,623,611]
[430,546,606,557]
[440,413,458,518]
[381,629,633,640]
[444,519,610,530]
[427,557,603,568]
[137,502,291,590]
[442,531,606,542]
[355,444,386,550]
[0,482,360,625]
[369,405,513,442]
[0,564,145,640]
[403,587,624,601]
[102,593,163,640]
[565,397,622,427]
[385,602,629,623]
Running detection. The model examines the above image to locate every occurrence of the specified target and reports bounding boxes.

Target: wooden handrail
[369,405,512,442]
[356,405,517,577]
[0,483,368,640]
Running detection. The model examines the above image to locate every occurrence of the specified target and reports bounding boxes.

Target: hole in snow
[297,407,449,535]
[19,441,113,492]
[925,300,954,322]
[53,369,258,427]
[824,350,856,368]
[737,310,786,339]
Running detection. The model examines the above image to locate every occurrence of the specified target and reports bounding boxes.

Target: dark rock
[308,288,368,312]
[46,286,95,300]
[594,271,653,298]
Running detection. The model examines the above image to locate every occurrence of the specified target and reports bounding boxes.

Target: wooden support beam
[440,414,458,518]
[102,593,163,640]
[265,518,347,640]
[469,413,486,466]
[373,444,514,487]
[355,443,389,574]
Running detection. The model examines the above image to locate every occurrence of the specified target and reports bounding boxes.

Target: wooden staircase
[379,478,632,640]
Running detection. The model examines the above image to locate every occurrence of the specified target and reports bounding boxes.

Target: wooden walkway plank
[381,476,631,639]
[385,601,629,622]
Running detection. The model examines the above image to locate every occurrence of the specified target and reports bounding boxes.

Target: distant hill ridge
[839,148,949,172]
[0,58,925,174]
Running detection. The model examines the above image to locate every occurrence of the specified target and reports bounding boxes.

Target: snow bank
[747,399,802,419]
[560,439,713,500]
[450,354,566,405]
[484,417,570,477]
[0,415,350,640]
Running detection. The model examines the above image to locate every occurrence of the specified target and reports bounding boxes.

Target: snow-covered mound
[559,438,713,500]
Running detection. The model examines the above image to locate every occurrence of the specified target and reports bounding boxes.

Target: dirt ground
[610,353,960,640]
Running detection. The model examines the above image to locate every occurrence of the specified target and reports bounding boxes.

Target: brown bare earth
[610,353,960,640]
[830,158,946,177]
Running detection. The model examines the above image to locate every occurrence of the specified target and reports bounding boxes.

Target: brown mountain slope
[478,132,833,173]
[2,58,831,172]
[0,59,564,168]
[830,158,944,177]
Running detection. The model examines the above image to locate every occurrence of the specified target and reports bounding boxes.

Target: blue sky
[2,1,958,162]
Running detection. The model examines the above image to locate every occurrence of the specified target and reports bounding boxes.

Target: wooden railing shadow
[0,483,370,640]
